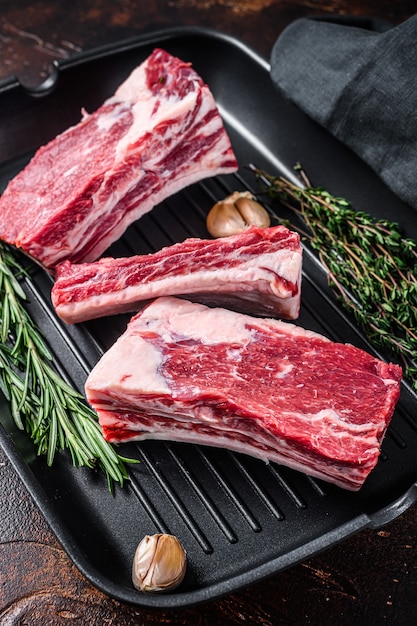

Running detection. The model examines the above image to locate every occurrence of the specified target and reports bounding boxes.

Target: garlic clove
[132,533,187,593]
[206,191,270,238]
[234,196,270,229]
[206,200,247,238]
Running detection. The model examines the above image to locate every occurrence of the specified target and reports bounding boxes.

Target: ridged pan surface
[0,27,416,609]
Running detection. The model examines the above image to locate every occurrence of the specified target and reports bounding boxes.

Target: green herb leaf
[0,241,136,490]
[253,165,417,390]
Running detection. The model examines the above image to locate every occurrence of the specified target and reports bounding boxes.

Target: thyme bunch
[254,166,417,389]
[0,241,133,489]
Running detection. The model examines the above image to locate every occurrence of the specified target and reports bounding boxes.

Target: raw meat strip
[0,48,237,271]
[85,297,402,491]
[51,225,302,324]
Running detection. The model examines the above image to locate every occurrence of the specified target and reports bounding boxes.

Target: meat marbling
[85,296,402,491]
[0,48,237,271]
[51,225,302,323]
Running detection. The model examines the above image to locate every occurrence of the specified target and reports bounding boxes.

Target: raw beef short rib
[51,225,302,323]
[85,296,402,491]
[0,48,237,271]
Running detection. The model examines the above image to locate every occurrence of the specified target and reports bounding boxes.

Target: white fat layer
[86,333,169,395]
[138,297,327,343]
[140,297,255,346]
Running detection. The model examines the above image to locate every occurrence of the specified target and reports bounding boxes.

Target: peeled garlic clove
[206,191,270,238]
[132,533,187,593]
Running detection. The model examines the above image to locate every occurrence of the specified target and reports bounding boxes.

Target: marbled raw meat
[0,49,237,270]
[85,296,402,491]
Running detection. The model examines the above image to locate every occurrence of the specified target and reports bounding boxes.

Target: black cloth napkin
[270,14,417,210]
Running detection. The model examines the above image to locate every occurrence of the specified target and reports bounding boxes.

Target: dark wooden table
[1,2,417,624]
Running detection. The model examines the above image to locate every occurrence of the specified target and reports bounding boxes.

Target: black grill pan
[0,27,417,609]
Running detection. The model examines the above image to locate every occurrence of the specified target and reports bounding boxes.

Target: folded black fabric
[270,14,417,210]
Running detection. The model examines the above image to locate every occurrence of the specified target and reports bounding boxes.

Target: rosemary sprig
[253,165,417,389]
[0,241,134,490]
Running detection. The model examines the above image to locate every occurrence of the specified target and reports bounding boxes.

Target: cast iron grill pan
[0,28,416,608]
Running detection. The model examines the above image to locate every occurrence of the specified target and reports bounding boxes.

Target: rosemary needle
[0,241,134,490]
[253,165,417,390]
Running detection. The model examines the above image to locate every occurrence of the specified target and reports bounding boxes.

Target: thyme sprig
[253,165,417,389]
[0,241,133,490]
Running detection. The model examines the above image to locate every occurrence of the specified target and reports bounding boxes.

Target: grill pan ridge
[0,27,417,609]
